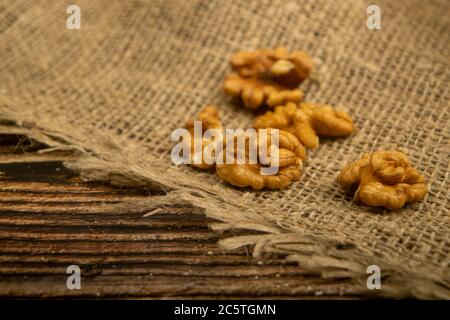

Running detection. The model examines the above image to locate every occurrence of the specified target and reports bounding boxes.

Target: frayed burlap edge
[1,104,448,299]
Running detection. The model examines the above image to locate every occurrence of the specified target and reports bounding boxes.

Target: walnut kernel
[223,47,313,109]
[253,102,354,148]
[185,106,223,170]
[216,129,306,190]
[337,151,427,210]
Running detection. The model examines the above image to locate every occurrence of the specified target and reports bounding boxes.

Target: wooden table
[0,134,364,299]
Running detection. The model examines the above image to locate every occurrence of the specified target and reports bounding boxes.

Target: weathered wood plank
[0,276,358,298]
[0,136,365,298]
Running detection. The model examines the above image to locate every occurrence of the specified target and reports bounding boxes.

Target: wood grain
[0,134,365,299]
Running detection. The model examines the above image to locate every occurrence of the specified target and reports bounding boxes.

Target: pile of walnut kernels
[183,48,427,210]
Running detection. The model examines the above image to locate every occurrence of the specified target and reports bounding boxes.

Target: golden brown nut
[270,51,313,87]
[216,129,306,190]
[223,47,313,109]
[224,74,304,110]
[185,106,223,170]
[253,102,354,148]
[337,151,427,210]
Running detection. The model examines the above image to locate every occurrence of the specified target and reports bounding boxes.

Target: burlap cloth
[1,0,449,298]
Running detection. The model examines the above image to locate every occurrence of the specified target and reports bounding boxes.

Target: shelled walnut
[337,151,427,210]
[223,47,313,110]
[253,102,354,148]
[216,129,306,190]
[185,106,223,170]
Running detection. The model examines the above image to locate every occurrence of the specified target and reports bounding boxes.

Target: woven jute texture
[1,0,449,298]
